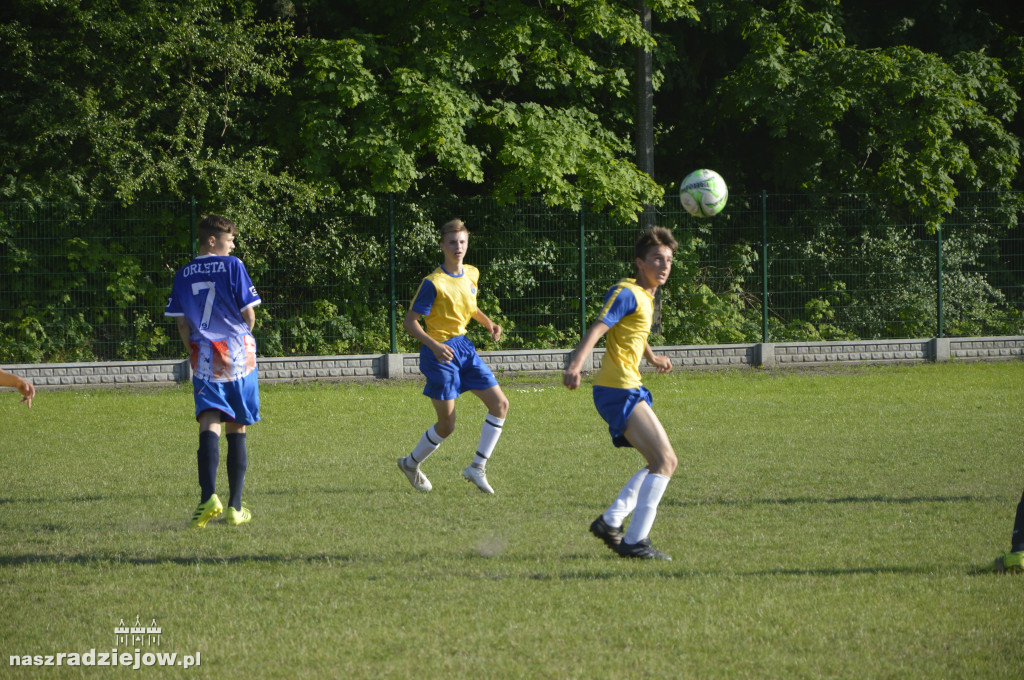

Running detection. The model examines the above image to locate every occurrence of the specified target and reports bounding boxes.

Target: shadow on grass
[0,495,107,504]
[0,553,354,567]
[0,553,955,579]
[662,494,993,508]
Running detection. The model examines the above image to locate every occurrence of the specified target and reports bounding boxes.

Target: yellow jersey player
[398,219,509,494]
[564,226,678,560]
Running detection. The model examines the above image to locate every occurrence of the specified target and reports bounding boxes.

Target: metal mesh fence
[1,193,1021,363]
[0,201,194,362]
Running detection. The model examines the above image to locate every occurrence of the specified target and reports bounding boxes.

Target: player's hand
[432,341,454,363]
[17,379,35,408]
[650,354,673,374]
[489,323,502,342]
[563,368,581,390]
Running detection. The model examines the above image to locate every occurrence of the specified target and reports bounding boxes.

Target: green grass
[2,361,1023,678]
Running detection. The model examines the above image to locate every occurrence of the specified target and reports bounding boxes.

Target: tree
[654,0,1022,226]
[0,0,309,212]
[273,0,697,222]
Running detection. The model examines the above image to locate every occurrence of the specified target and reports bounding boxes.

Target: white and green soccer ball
[679,169,728,217]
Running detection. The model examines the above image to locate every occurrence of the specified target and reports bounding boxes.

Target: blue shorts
[419,335,498,401]
[193,371,260,425]
[593,385,653,448]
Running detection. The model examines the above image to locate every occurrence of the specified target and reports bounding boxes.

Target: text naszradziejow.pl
[10,649,201,669]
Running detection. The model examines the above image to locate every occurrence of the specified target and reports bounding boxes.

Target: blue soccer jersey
[165,255,261,382]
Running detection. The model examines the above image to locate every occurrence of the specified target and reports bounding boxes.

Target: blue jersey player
[564,227,679,560]
[398,219,510,494]
[165,214,261,528]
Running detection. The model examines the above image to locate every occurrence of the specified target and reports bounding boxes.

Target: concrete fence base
[4,336,1022,390]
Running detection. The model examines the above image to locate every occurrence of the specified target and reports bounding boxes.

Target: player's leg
[591,467,649,551]
[398,398,455,492]
[190,409,224,528]
[982,486,1024,572]
[1001,487,1024,571]
[417,397,456,460]
[221,372,258,524]
[617,401,676,559]
[462,385,508,494]
[455,340,505,493]
[399,342,461,491]
[1012,488,1024,554]
[470,384,508,466]
[223,422,251,525]
[1006,488,1024,570]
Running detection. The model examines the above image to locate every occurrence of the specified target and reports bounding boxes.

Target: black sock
[226,433,248,511]
[197,431,219,503]
[1011,488,1024,553]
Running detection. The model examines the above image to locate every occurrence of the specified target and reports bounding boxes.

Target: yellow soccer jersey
[593,279,654,389]
[410,264,481,342]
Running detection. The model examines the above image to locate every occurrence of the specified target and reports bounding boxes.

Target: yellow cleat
[223,505,252,526]
[981,551,1024,573]
[189,494,223,529]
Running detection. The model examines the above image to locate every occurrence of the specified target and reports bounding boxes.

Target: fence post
[579,202,587,339]
[936,225,944,339]
[189,196,197,258]
[388,192,397,353]
[761,189,769,343]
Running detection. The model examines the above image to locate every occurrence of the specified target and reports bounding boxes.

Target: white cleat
[398,457,432,492]
[462,465,494,494]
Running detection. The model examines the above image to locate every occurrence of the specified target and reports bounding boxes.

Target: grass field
[1,361,1023,678]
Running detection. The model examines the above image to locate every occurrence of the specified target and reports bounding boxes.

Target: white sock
[471,415,505,467]
[603,468,649,528]
[622,473,671,545]
[408,426,444,467]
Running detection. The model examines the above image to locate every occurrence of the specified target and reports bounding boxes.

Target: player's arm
[471,309,501,343]
[175,317,192,353]
[403,308,454,363]
[563,322,610,390]
[644,342,672,374]
[0,367,35,407]
[241,306,256,331]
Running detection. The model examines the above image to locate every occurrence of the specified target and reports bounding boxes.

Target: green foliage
[658,233,762,344]
[273,0,700,221]
[1,2,1023,360]
[2,194,1022,362]
[0,0,303,212]
[0,201,192,361]
[657,0,1022,223]
[720,43,1019,229]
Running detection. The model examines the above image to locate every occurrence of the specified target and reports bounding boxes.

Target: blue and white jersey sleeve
[233,262,261,313]
[410,279,437,316]
[595,285,638,329]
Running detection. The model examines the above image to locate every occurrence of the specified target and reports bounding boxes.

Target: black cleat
[589,515,624,551]
[616,537,672,561]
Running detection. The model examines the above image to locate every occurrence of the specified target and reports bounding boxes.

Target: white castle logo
[114,615,162,647]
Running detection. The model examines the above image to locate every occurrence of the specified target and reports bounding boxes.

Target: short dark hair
[635,226,677,260]
[198,214,237,242]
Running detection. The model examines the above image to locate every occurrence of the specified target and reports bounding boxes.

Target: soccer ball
[679,169,728,217]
